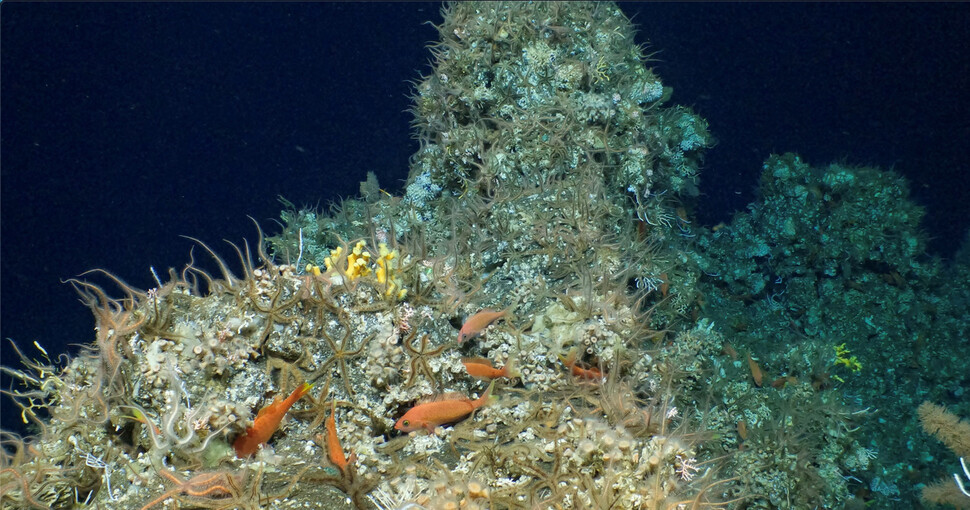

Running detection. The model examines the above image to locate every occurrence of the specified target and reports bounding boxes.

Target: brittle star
[402,329,450,391]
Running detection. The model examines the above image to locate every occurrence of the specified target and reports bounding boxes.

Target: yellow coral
[345,241,372,279]
[375,243,394,284]
[375,243,407,299]
[834,343,862,373]
[320,241,406,299]
[592,55,610,84]
[324,246,343,273]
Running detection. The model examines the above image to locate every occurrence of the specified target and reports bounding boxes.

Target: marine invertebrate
[0,433,80,510]
[919,402,970,506]
[401,328,449,390]
[248,274,304,352]
[68,274,148,416]
[0,341,66,431]
[140,467,240,510]
[310,315,372,397]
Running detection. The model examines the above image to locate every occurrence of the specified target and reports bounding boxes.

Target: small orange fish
[234,382,313,457]
[747,353,763,388]
[559,347,604,381]
[458,308,508,343]
[325,401,356,475]
[462,357,520,380]
[737,419,748,441]
[659,273,670,298]
[771,375,798,389]
[395,380,496,433]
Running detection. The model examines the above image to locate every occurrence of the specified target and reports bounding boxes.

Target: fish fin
[418,392,467,404]
[504,358,521,379]
[462,356,493,366]
[256,398,281,419]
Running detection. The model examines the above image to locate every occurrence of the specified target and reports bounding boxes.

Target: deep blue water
[2,2,968,433]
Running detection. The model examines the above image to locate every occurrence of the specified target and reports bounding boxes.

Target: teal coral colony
[2,3,969,510]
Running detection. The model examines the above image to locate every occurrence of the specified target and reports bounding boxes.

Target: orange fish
[559,347,604,381]
[458,308,508,343]
[234,382,313,457]
[771,375,798,389]
[747,353,763,388]
[326,401,356,475]
[659,273,670,298]
[462,357,520,380]
[394,380,496,433]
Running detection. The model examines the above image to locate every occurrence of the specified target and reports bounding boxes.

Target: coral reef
[3,2,967,510]
[691,152,970,506]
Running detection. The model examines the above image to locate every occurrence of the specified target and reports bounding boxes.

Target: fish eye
[402,420,409,427]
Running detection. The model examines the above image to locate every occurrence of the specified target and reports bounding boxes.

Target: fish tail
[297,381,314,398]
[499,305,516,328]
[558,347,579,367]
[475,380,498,408]
[285,381,314,407]
[122,404,161,437]
[500,304,516,315]
[504,358,521,379]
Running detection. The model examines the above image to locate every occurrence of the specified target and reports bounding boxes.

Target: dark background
[3,3,968,432]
